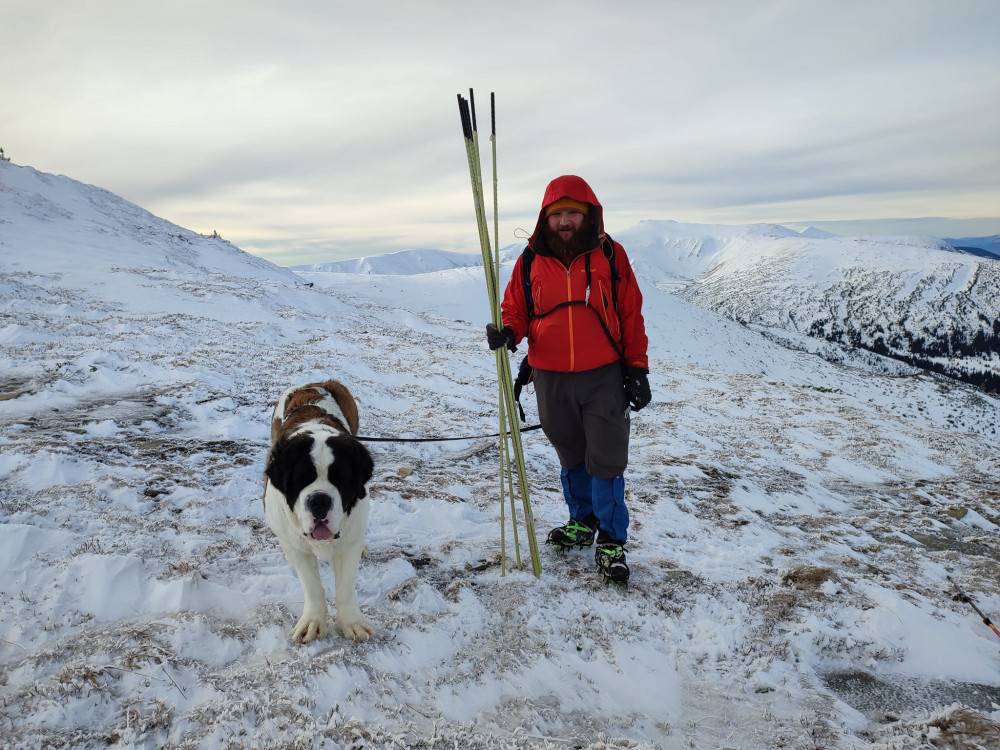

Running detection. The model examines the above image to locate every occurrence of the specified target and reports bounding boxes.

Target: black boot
[546,518,597,549]
[595,541,629,584]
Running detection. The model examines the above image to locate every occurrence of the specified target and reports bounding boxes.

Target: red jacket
[502,175,649,373]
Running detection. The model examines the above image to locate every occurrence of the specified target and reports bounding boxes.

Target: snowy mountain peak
[799,225,837,239]
[632,218,800,239]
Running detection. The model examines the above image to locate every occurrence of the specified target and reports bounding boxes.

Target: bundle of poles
[457,89,541,577]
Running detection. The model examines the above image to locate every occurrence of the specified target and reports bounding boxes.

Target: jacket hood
[528,175,605,252]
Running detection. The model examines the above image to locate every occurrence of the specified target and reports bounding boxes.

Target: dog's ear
[327,435,374,503]
[266,433,315,500]
[352,440,374,499]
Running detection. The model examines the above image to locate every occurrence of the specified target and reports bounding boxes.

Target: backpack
[519,235,624,360]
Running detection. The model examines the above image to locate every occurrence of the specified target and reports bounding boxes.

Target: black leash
[354,423,543,443]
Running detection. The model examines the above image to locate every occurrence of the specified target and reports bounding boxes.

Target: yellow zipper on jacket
[565,266,575,371]
[564,249,603,370]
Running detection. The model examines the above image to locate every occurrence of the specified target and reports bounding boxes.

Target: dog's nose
[306,493,332,519]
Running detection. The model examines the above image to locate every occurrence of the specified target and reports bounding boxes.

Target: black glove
[486,323,516,352]
[624,366,651,412]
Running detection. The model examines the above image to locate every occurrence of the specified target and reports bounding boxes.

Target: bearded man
[486,174,651,584]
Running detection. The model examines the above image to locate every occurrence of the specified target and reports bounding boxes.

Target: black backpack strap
[603,236,625,360]
[603,235,620,314]
[521,247,536,319]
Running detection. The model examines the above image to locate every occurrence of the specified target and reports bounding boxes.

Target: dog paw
[337,618,375,642]
[292,612,328,643]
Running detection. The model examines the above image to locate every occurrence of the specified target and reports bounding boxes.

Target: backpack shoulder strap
[603,235,620,313]
[520,247,536,319]
[603,235,626,359]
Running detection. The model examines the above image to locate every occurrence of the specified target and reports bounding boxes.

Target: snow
[2,160,999,748]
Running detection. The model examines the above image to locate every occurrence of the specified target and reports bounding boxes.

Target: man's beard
[542,215,598,262]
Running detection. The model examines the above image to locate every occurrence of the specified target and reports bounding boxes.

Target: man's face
[547,209,585,243]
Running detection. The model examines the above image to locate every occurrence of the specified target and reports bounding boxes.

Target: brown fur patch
[271,380,360,445]
[310,380,359,435]
[282,387,322,414]
[280,407,349,437]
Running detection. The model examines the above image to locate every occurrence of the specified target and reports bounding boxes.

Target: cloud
[3,1,999,263]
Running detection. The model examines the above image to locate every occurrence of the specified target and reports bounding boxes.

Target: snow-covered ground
[2,162,999,749]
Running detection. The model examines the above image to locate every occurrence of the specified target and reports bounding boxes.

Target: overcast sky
[4,1,999,265]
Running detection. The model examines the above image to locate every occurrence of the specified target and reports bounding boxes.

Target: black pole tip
[469,88,478,132]
[490,92,496,136]
[457,94,472,140]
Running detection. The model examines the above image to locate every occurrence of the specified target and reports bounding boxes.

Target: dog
[264,380,374,643]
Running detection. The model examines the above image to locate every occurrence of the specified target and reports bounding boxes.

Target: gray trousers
[533,362,630,479]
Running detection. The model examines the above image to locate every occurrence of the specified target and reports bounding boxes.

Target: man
[486,175,651,584]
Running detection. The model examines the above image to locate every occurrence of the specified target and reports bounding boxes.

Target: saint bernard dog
[264,380,375,643]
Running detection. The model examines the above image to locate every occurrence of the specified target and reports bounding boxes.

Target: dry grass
[870,705,1000,749]
[782,566,838,589]
[927,707,1000,748]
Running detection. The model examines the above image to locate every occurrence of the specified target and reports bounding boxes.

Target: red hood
[528,175,605,249]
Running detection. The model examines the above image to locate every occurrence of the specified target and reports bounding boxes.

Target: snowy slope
[2,162,999,749]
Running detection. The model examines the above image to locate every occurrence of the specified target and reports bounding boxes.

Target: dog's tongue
[310,523,333,540]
